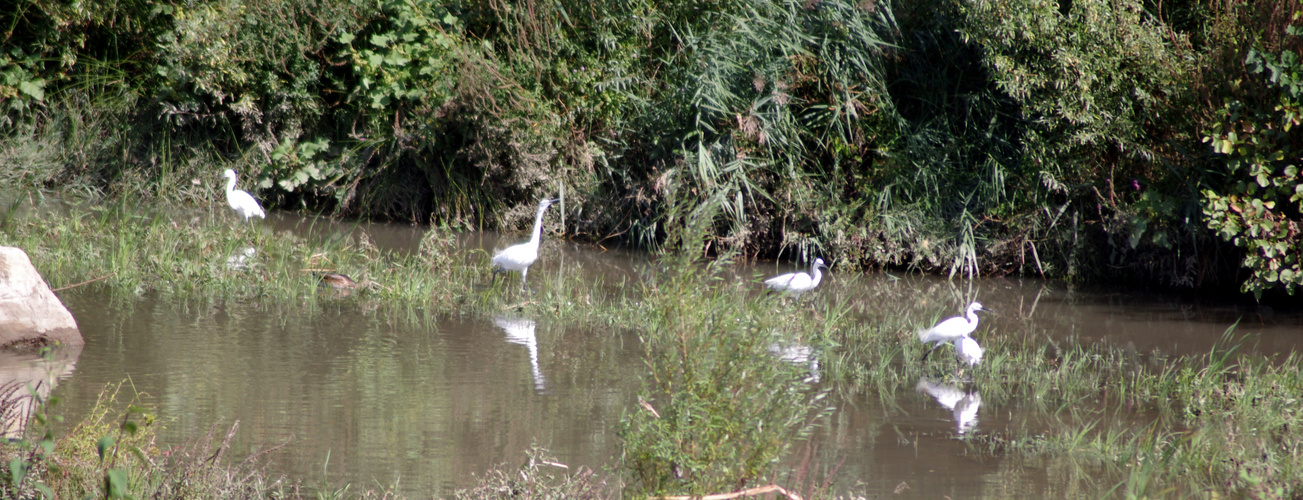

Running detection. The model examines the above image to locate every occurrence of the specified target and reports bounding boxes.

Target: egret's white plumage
[956,334,984,366]
[918,301,988,361]
[495,316,546,392]
[916,378,983,435]
[491,198,559,291]
[764,258,828,296]
[223,169,265,220]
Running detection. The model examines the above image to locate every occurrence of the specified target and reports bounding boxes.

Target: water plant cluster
[1,200,1301,497]
[3,0,1302,296]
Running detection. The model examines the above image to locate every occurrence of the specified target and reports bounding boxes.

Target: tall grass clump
[618,251,833,496]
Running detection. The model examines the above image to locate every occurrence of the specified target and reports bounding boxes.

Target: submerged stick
[52,272,117,292]
[653,484,804,500]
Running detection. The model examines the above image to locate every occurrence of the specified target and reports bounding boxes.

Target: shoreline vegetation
[2,0,1302,497]
[0,0,1300,297]
[0,203,1298,497]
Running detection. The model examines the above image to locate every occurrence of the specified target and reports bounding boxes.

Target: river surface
[29,214,1303,497]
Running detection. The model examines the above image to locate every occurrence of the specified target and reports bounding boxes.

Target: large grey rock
[0,247,84,348]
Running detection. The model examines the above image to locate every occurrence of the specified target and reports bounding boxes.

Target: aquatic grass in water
[954,326,1303,497]
[618,253,835,496]
[6,200,1303,497]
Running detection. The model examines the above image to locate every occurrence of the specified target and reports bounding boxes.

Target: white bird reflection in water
[768,342,821,384]
[226,246,256,270]
[915,377,982,435]
[494,316,546,392]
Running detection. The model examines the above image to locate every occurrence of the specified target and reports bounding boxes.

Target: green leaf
[1128,219,1147,249]
[17,79,45,100]
[339,32,355,44]
[9,458,27,486]
[1217,140,1233,155]
[104,468,129,498]
[97,435,115,460]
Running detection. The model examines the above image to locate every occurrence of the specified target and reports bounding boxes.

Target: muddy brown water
[27,216,1303,497]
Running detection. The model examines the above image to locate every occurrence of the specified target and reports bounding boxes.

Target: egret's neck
[966,308,980,325]
[528,205,549,245]
[225,176,237,194]
[809,265,823,287]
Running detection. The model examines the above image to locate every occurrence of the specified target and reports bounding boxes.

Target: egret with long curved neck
[764,258,828,298]
[223,169,265,220]
[918,301,988,361]
[491,198,560,291]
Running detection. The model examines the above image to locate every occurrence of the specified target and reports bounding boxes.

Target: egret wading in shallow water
[222,169,265,220]
[918,301,989,362]
[491,197,560,291]
[764,258,828,297]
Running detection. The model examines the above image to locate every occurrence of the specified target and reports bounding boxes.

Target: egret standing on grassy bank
[492,197,560,291]
[223,169,265,220]
[919,301,988,361]
[764,258,828,297]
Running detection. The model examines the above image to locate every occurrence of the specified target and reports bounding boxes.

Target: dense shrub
[1202,14,1303,296]
[3,0,1303,294]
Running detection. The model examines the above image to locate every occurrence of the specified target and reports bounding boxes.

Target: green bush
[1202,13,1303,296]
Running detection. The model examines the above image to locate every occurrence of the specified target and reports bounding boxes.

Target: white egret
[918,301,988,361]
[916,377,982,435]
[222,169,265,220]
[764,258,828,297]
[956,334,984,366]
[491,197,560,291]
[495,316,546,392]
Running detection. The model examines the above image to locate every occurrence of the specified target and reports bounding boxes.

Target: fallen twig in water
[52,272,117,291]
[653,484,804,500]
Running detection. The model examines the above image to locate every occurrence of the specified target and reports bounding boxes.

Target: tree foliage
[3,0,1303,295]
[1202,16,1303,296]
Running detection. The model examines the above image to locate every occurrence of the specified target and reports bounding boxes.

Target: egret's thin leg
[521,268,529,292]
[921,344,943,362]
